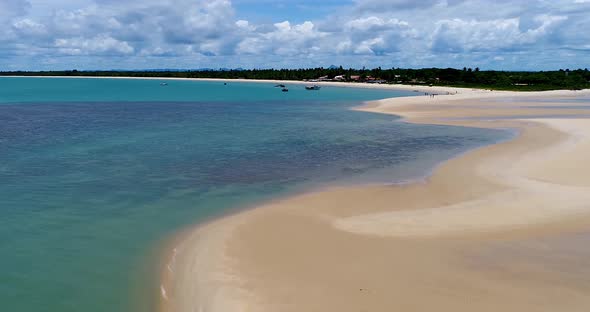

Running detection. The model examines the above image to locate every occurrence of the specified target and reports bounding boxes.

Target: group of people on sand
[425,90,459,98]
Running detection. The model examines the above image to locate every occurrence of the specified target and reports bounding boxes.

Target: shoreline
[4,75,590,96]
[5,74,589,101]
[161,88,590,311]
[0,74,540,95]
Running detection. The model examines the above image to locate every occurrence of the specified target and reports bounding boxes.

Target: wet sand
[163,88,590,312]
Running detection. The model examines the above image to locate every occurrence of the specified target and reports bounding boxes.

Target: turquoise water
[0,77,510,312]
[0,77,415,104]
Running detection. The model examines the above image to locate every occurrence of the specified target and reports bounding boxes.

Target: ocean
[0,77,510,312]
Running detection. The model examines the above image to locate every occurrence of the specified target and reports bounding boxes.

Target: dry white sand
[162,87,590,312]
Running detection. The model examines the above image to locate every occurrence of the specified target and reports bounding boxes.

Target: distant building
[350,75,361,81]
[334,75,345,81]
[367,79,387,84]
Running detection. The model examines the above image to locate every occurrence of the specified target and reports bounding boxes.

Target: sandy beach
[162,86,590,312]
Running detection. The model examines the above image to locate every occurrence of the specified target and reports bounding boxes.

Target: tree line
[2,67,589,91]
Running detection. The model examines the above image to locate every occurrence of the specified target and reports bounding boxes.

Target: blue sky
[1,0,589,71]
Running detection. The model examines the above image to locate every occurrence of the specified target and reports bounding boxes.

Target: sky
[1,0,589,71]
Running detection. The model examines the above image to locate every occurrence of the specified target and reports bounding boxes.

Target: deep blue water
[0,78,510,312]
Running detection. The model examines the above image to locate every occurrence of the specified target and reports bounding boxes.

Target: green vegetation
[2,67,589,91]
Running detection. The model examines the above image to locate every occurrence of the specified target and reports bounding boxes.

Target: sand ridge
[334,118,590,238]
[164,88,590,312]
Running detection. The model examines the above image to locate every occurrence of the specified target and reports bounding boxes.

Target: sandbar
[162,87,590,312]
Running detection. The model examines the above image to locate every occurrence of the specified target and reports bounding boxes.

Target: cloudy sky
[1,0,589,70]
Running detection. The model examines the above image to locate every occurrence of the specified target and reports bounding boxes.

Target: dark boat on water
[281,88,289,92]
[275,84,286,88]
[305,85,321,90]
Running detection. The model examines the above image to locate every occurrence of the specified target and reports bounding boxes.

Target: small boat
[281,88,289,92]
[275,84,286,88]
[305,85,321,90]
[160,82,168,86]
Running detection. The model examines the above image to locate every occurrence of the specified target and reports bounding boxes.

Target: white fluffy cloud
[236,20,325,56]
[345,17,409,32]
[0,0,589,70]
[431,15,567,53]
[54,35,135,55]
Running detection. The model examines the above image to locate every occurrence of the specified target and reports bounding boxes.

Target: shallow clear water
[0,78,510,312]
